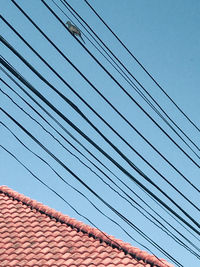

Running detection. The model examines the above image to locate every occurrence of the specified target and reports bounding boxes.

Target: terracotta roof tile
[0,185,174,267]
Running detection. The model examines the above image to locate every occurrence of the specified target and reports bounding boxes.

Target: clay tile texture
[0,186,173,267]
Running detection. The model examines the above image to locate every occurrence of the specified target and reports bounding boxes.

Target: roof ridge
[0,185,173,267]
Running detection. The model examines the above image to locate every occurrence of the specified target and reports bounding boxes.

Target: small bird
[66,21,85,43]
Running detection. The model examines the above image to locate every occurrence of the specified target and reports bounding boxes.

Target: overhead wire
[1,83,199,258]
[9,0,200,171]
[53,0,168,127]
[57,0,200,154]
[0,144,181,267]
[2,113,199,259]
[1,69,200,245]
[2,69,199,246]
[1,39,200,230]
[1,57,200,236]
[0,123,153,256]
[10,0,200,171]
[1,109,184,266]
[1,1,200,262]
[1,15,199,196]
[1,85,182,236]
[0,32,199,214]
[41,0,200,165]
[0,144,158,266]
[83,0,200,133]
[1,57,198,237]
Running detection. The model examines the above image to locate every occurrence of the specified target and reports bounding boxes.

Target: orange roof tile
[0,186,173,267]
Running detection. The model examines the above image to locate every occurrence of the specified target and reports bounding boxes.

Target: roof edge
[0,185,173,267]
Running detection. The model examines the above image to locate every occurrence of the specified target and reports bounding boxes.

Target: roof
[0,185,173,267]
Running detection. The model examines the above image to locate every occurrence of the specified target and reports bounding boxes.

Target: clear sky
[1,1,200,266]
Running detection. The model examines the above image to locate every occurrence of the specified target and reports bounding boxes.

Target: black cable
[0,145,180,267]
[1,23,199,214]
[1,86,180,236]
[54,0,166,123]
[1,110,183,266]
[2,71,199,246]
[2,12,199,194]
[9,0,200,170]
[83,0,200,133]
[2,74,200,249]
[59,0,200,154]
[0,122,151,255]
[0,30,199,213]
[2,36,200,224]
[0,145,156,265]
[2,56,200,234]
[41,0,200,165]
[4,5,198,255]
[1,58,200,236]
[3,114,199,260]
[2,84,199,258]
[2,44,200,233]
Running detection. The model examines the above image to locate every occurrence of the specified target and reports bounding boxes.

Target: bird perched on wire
[66,21,85,43]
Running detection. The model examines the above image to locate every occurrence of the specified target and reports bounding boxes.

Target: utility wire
[3,3,198,258]
[2,114,199,259]
[1,16,199,196]
[83,0,200,133]
[2,70,200,246]
[41,0,200,165]
[0,145,158,266]
[9,0,200,170]
[0,122,153,257]
[1,58,199,235]
[2,69,199,245]
[54,0,168,127]
[1,42,200,228]
[58,0,200,154]
[0,144,180,267]
[1,110,183,266]
[1,84,199,258]
[0,31,199,213]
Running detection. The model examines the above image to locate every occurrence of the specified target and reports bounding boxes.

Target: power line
[53,0,165,120]
[41,0,200,165]
[2,36,200,224]
[0,144,181,267]
[2,2,199,264]
[9,0,200,170]
[2,69,200,245]
[2,70,199,246]
[1,47,200,229]
[1,58,199,235]
[1,84,199,258]
[58,0,200,154]
[3,114,199,259]
[0,122,151,254]
[1,16,199,195]
[1,110,183,266]
[1,144,159,266]
[83,0,200,133]
[1,32,199,213]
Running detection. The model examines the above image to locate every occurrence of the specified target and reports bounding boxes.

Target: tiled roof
[0,185,173,267]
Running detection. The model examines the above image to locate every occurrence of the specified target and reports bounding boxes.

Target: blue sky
[1,1,200,266]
